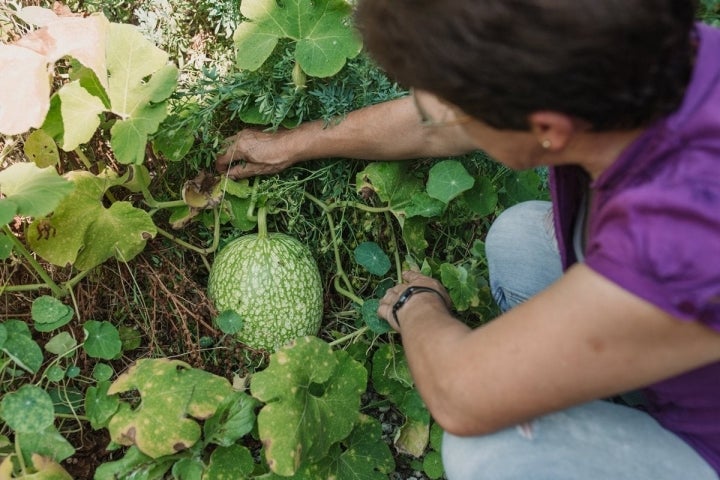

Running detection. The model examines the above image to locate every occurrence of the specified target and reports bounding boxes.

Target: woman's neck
[563,128,646,180]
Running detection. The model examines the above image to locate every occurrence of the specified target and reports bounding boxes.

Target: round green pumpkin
[207,232,324,351]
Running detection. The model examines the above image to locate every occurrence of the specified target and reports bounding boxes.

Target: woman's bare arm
[380,266,720,436]
[216,94,478,178]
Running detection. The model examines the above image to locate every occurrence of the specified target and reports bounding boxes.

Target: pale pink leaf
[17,6,60,27]
[14,14,110,88]
[0,44,50,135]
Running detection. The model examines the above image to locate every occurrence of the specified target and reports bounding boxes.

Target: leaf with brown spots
[106,358,233,458]
[250,337,367,476]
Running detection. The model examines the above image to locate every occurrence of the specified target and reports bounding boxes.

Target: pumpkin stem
[257,206,268,239]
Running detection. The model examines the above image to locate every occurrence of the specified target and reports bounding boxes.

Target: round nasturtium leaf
[92,363,114,381]
[2,319,44,374]
[362,299,392,335]
[32,296,74,332]
[83,320,122,360]
[405,192,446,218]
[426,160,475,204]
[0,385,55,433]
[354,241,391,277]
[45,365,66,382]
[44,332,78,356]
[215,310,244,335]
[118,326,142,352]
[423,450,445,480]
[462,175,498,217]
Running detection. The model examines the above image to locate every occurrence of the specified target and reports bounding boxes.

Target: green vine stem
[385,211,404,281]
[303,192,357,299]
[73,147,93,170]
[1,225,64,297]
[246,178,260,224]
[256,204,268,239]
[155,207,221,271]
[329,325,370,347]
[131,165,185,210]
[14,440,27,477]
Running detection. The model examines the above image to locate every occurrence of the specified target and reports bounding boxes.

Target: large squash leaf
[0,45,50,135]
[106,358,233,459]
[15,8,109,87]
[234,0,362,77]
[2,7,177,164]
[250,337,367,476]
[0,163,74,224]
[0,10,109,136]
[356,162,424,224]
[53,80,107,151]
[27,170,156,271]
[106,24,178,164]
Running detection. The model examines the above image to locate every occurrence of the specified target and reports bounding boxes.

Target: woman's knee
[485,201,561,311]
[485,200,554,260]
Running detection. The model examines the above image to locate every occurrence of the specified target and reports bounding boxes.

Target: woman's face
[459,117,546,171]
[411,89,546,171]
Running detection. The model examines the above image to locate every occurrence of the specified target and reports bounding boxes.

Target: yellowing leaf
[107,359,233,458]
[251,337,367,476]
[56,81,106,150]
[106,24,178,164]
[27,170,156,270]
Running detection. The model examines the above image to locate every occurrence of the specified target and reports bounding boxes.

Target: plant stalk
[2,225,64,297]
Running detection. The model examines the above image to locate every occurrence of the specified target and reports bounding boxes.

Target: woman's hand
[378,271,452,330]
[215,129,297,179]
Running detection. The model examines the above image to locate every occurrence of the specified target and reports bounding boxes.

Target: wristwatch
[392,286,449,327]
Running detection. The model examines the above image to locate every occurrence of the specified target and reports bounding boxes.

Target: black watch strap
[392,286,448,327]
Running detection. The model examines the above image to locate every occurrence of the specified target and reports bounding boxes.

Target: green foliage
[27,170,157,272]
[1,385,55,433]
[251,336,368,476]
[699,0,720,25]
[354,241,392,276]
[0,163,73,222]
[106,358,235,458]
[234,0,361,78]
[0,309,127,478]
[157,50,405,169]
[1,1,552,478]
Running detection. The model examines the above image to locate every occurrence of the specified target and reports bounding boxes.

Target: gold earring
[541,139,552,149]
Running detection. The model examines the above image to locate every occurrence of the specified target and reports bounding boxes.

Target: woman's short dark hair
[355,0,698,131]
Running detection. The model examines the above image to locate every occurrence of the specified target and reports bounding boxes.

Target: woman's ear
[527,111,577,151]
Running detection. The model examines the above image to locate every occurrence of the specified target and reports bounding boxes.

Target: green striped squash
[207,232,324,351]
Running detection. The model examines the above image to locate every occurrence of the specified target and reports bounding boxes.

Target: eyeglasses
[411,88,472,128]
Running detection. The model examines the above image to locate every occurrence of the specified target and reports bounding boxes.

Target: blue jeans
[441,200,718,480]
